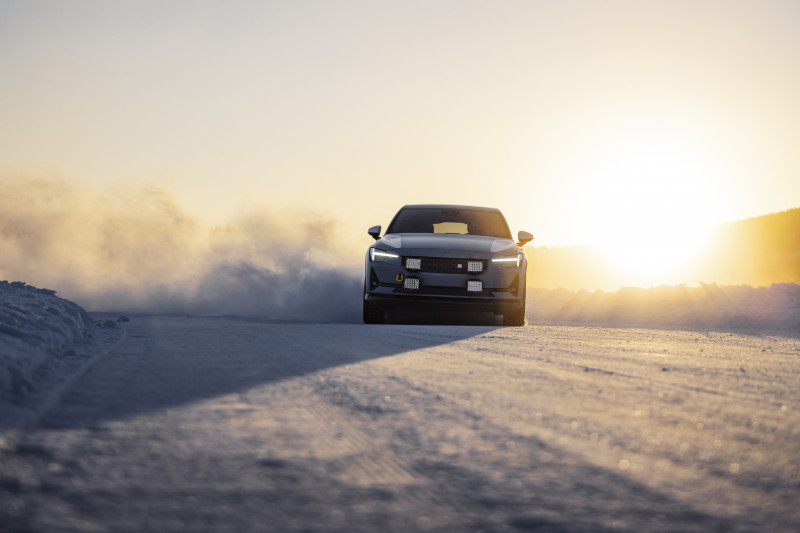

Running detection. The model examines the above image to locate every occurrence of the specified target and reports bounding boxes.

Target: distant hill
[700,208,800,286]
[527,208,800,290]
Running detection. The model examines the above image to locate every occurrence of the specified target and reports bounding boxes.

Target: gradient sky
[2,0,799,249]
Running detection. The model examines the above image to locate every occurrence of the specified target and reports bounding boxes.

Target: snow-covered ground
[2,279,798,435]
[1,278,799,531]
[0,281,124,432]
[1,315,798,532]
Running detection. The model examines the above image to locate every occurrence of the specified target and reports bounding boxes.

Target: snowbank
[0,281,124,432]
[528,282,800,334]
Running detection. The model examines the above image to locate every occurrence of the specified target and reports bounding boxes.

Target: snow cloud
[2,174,798,332]
[0,174,362,322]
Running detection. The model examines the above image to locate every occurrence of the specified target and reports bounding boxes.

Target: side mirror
[368,225,381,240]
[517,231,533,247]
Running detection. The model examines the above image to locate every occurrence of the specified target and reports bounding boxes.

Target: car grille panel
[407,257,485,274]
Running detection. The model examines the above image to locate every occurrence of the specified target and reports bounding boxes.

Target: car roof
[399,204,501,212]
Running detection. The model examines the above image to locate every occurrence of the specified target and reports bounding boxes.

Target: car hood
[378,233,518,254]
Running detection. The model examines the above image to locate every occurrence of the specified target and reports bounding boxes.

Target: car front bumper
[363,291,524,315]
[364,250,526,315]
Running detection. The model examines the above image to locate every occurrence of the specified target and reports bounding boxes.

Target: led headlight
[370,248,400,262]
[404,277,420,290]
[491,253,523,268]
[467,280,483,292]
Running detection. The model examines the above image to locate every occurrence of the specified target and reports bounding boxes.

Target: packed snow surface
[0,279,799,531]
[1,316,798,532]
[1,279,798,430]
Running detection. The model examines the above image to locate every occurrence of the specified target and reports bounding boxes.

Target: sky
[1,0,799,257]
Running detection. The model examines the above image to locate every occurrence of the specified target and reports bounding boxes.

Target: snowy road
[2,316,799,532]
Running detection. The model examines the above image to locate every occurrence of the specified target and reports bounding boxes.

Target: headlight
[370,248,400,262]
[491,253,523,268]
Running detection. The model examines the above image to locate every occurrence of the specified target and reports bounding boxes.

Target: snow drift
[0,281,124,431]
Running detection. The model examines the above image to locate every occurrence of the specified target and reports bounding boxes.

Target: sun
[574,119,727,286]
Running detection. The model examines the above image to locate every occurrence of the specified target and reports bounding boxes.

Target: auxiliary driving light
[467,280,483,292]
[467,261,483,273]
[404,277,420,290]
[405,258,421,270]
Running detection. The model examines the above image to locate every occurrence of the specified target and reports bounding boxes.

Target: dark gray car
[363,204,532,325]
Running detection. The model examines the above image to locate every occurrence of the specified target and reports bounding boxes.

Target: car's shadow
[22,314,502,431]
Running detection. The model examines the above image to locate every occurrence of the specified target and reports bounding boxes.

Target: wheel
[362,299,385,324]
[502,306,526,326]
[503,287,527,327]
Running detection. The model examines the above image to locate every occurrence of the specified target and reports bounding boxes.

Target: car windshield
[387,207,512,239]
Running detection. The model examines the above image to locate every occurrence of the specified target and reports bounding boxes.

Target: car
[363,204,532,325]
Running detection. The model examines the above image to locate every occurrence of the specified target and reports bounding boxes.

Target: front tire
[363,298,385,324]
[502,306,526,326]
[503,286,527,327]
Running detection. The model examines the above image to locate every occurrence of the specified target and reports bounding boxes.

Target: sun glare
[576,119,726,286]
